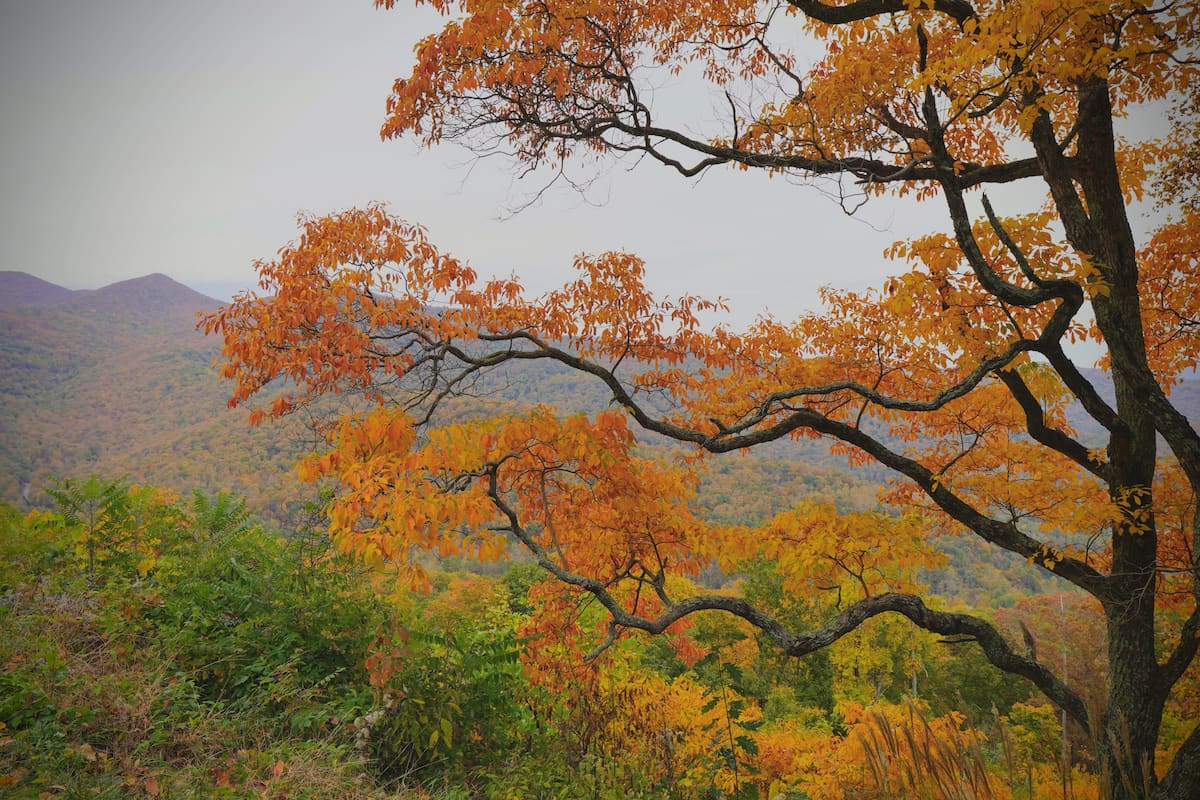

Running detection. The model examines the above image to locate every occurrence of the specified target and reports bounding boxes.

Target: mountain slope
[58,272,223,327]
[0,273,312,518]
[0,270,86,310]
[4,271,1199,539]
[0,272,888,524]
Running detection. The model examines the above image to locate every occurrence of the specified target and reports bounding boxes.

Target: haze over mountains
[2,270,1198,530]
[0,271,876,523]
[0,271,311,517]
[0,271,89,310]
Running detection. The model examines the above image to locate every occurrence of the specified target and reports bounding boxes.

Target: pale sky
[0,0,1169,333]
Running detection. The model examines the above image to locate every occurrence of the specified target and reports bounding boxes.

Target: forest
[3,480,1183,799]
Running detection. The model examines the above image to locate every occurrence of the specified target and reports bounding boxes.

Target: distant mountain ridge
[0,270,88,310]
[1,271,222,325]
[0,271,885,522]
[2,270,1199,527]
[0,271,313,519]
[57,273,224,325]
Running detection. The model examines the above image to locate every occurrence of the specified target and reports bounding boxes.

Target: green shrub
[0,503,73,593]
[363,601,532,783]
[146,524,385,726]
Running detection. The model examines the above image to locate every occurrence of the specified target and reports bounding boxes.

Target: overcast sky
[0,0,1170,333]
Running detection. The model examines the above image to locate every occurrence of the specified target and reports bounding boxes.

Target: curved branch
[931,114,1081,312]
[1040,342,1124,434]
[589,115,1046,188]
[981,194,1047,288]
[484,463,798,645]
[995,368,1110,481]
[483,465,1087,727]
[467,77,1048,188]
[395,328,1110,596]
[787,593,1088,727]
[767,406,1112,598]
[786,0,976,26]
[720,337,1040,438]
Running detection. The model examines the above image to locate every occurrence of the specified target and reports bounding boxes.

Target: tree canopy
[204,2,1200,797]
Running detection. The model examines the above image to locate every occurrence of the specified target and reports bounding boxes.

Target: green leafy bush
[145,524,384,726]
[362,580,532,783]
[0,487,401,798]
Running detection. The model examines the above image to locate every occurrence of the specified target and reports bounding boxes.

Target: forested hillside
[0,273,312,518]
[4,269,1198,607]
[0,272,891,521]
[2,481,1185,799]
[8,271,1194,520]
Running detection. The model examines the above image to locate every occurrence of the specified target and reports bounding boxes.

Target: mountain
[57,272,223,326]
[0,273,312,519]
[3,270,1199,535]
[0,274,220,398]
[0,270,86,310]
[0,271,888,525]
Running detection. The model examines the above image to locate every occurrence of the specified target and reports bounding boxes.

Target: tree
[203,1,1200,797]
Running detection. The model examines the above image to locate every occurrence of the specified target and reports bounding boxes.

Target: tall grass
[856,701,996,800]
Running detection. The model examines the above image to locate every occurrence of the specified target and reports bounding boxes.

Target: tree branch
[786,593,1089,727]
[770,406,1112,598]
[483,465,1088,727]
[786,0,976,26]
[385,328,1111,597]
[995,368,1110,480]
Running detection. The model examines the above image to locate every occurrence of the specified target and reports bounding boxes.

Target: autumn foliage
[205,1,1200,798]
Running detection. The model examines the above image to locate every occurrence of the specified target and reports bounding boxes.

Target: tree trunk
[1153,724,1200,800]
[1067,75,1176,800]
[1103,601,1164,800]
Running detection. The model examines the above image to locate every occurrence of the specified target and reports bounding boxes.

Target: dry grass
[856,702,997,800]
